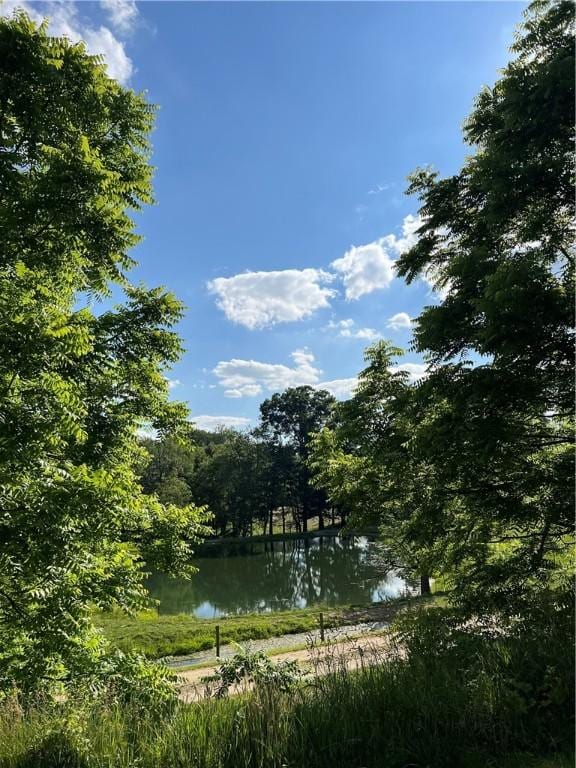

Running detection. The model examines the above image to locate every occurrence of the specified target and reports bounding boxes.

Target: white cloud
[386,312,412,330]
[329,319,380,341]
[317,362,427,401]
[331,214,422,301]
[381,213,421,256]
[0,1,133,83]
[191,415,251,432]
[352,327,380,340]
[367,183,391,196]
[208,269,336,330]
[82,25,133,82]
[316,377,358,399]
[331,241,395,301]
[214,349,321,398]
[291,348,315,367]
[332,318,354,331]
[212,346,427,403]
[209,214,424,320]
[213,347,395,402]
[223,384,262,399]
[166,378,181,390]
[100,0,138,34]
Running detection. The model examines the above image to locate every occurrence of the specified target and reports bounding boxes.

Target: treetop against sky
[1,0,528,430]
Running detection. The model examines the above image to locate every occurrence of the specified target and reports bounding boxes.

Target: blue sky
[5,0,527,430]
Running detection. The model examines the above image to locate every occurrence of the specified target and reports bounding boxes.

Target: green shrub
[209,646,303,698]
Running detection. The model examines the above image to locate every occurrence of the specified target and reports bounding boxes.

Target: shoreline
[97,596,431,661]
[199,526,379,547]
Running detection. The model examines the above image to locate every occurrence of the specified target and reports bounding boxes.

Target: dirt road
[177,631,394,702]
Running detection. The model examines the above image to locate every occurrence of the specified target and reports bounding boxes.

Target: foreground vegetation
[1,605,572,768]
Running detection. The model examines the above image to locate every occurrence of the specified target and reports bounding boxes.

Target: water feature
[147,534,415,618]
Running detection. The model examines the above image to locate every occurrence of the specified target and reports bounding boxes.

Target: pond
[147,534,416,618]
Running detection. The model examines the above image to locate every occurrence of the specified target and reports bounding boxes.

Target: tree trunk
[318,510,324,530]
[269,508,274,536]
[420,573,431,595]
[281,506,286,535]
[292,506,300,533]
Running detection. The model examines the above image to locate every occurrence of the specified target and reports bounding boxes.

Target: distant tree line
[139,386,345,538]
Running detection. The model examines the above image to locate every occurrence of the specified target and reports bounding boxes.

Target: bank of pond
[98,534,421,658]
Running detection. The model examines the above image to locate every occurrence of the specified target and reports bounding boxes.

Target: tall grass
[1,604,573,768]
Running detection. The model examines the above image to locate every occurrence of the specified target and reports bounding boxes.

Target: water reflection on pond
[147,535,416,618]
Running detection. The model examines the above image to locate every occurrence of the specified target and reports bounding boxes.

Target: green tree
[310,342,437,594]
[0,14,210,695]
[258,386,336,532]
[140,426,315,539]
[176,429,269,537]
[139,435,198,506]
[312,0,574,611]
[395,0,574,611]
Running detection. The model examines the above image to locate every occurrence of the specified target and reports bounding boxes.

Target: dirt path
[177,631,395,702]
[166,598,415,671]
[167,620,390,669]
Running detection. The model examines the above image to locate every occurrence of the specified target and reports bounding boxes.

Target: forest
[139,385,341,538]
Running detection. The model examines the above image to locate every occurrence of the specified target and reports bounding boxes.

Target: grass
[0,612,572,768]
[2,601,574,768]
[95,597,418,659]
[202,526,340,546]
[96,605,340,658]
[491,757,573,768]
[202,524,379,546]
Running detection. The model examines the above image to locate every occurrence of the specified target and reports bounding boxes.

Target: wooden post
[215,625,220,657]
[319,612,325,642]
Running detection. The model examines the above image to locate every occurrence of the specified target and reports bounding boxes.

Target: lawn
[95,597,416,658]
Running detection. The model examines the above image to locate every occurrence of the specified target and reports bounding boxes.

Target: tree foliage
[310,342,437,593]
[311,0,574,611]
[0,13,210,695]
[257,386,336,531]
[139,388,341,539]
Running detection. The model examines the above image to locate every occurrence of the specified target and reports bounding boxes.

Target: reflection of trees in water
[147,536,409,616]
[366,541,420,598]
